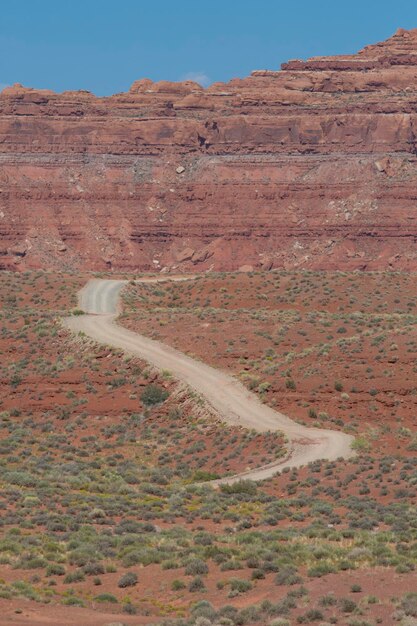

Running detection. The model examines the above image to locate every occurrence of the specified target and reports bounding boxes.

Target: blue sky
[1,0,417,95]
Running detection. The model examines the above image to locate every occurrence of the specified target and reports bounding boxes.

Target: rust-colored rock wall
[2,28,417,271]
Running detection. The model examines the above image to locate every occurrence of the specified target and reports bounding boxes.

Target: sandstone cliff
[2,28,417,271]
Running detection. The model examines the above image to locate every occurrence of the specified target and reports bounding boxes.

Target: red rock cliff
[2,28,417,271]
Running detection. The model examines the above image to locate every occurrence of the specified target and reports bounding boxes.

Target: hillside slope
[2,28,417,271]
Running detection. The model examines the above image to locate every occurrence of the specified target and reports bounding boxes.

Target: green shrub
[185,559,209,576]
[63,570,85,584]
[172,579,186,591]
[140,384,169,406]
[401,592,417,617]
[297,609,323,622]
[191,600,216,621]
[94,593,118,603]
[189,576,206,592]
[123,603,137,615]
[118,572,138,588]
[229,578,252,593]
[62,596,84,606]
[340,598,357,613]
[307,562,336,578]
[192,470,220,482]
[275,566,302,586]
[220,480,257,495]
[46,564,65,577]
[352,437,371,453]
[319,594,337,606]
[83,562,105,576]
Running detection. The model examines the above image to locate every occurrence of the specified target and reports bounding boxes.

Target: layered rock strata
[2,28,417,271]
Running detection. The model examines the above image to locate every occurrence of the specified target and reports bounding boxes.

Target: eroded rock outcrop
[2,29,417,271]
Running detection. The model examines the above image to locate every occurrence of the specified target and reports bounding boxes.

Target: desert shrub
[140,384,169,406]
[194,533,213,546]
[118,572,138,588]
[5,471,37,488]
[319,594,337,606]
[238,605,261,623]
[122,548,160,567]
[189,576,206,592]
[220,559,244,572]
[307,562,336,578]
[18,556,46,569]
[401,592,417,617]
[68,549,98,567]
[340,598,357,613]
[185,558,209,576]
[352,437,371,453]
[83,562,105,576]
[229,578,252,593]
[191,600,217,621]
[62,596,84,607]
[192,470,220,482]
[46,564,65,577]
[218,605,239,622]
[275,566,302,586]
[64,570,85,584]
[220,480,257,495]
[297,609,323,622]
[94,593,117,603]
[123,603,137,614]
[172,579,186,591]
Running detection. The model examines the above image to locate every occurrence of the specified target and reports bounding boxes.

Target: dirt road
[64,278,354,484]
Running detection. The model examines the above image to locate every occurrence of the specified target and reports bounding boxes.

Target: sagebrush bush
[140,384,169,406]
[118,572,138,588]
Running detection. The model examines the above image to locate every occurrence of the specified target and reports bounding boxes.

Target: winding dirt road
[64,278,354,484]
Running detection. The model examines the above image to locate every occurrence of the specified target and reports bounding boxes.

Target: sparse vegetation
[0,270,415,623]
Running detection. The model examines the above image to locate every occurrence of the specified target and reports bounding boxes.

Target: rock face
[3,29,417,271]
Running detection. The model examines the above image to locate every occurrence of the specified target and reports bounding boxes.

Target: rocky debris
[3,30,417,270]
[192,247,213,264]
[260,257,273,271]
[176,247,195,262]
[238,264,254,272]
[9,242,29,257]
[375,157,390,173]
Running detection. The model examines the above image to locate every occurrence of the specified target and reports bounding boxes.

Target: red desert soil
[65,277,353,483]
[121,271,417,456]
[1,568,417,625]
[0,271,416,626]
[4,29,417,272]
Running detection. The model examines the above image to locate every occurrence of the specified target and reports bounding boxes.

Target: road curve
[64,278,354,485]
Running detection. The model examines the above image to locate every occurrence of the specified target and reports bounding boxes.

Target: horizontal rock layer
[2,28,417,271]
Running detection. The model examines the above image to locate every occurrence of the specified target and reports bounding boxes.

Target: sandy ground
[0,600,147,625]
